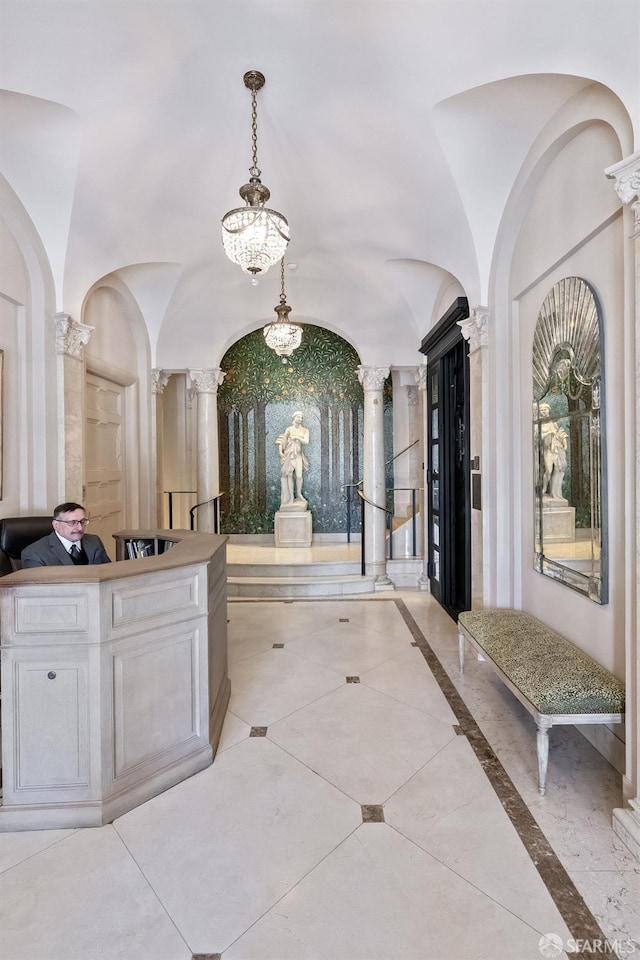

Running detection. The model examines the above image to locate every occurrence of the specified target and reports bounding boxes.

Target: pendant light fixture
[221,70,290,279]
[263,257,303,362]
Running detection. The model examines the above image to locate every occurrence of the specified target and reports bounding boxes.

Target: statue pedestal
[275,507,312,547]
[540,498,575,542]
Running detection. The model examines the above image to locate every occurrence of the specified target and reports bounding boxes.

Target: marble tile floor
[0,592,638,960]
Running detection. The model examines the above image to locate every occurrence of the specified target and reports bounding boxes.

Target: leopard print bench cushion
[458,609,625,716]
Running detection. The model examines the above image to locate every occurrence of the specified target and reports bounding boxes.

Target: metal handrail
[189,494,225,534]
[385,438,419,466]
[356,486,422,561]
[339,440,418,499]
[356,489,389,514]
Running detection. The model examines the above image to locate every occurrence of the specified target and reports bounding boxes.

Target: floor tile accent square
[411,641,418,646]
[339,618,350,622]
[192,954,221,960]
[454,724,464,735]
[361,804,385,822]
[249,726,268,737]
[272,643,284,648]
[346,676,360,683]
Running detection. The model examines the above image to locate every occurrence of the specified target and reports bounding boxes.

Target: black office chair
[0,516,53,576]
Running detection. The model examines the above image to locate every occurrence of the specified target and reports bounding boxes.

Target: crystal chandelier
[222,71,290,279]
[263,258,303,361]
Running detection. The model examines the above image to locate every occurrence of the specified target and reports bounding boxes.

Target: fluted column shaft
[188,369,225,533]
[151,370,171,526]
[606,151,640,861]
[55,314,94,503]
[358,366,392,585]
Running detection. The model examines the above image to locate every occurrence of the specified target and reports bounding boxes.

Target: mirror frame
[532,277,608,604]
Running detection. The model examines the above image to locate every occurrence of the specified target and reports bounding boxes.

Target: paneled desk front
[0,529,229,831]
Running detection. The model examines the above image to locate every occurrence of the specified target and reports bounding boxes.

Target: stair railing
[189,494,225,534]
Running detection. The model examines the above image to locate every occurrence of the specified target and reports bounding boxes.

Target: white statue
[275,411,309,506]
[539,403,568,500]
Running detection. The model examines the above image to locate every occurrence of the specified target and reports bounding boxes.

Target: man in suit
[21,502,111,567]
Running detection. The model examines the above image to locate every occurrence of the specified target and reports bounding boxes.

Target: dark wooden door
[421,299,471,620]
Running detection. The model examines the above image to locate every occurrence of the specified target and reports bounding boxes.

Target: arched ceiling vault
[0,1,636,368]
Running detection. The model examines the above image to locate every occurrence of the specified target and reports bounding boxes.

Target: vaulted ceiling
[0,1,636,368]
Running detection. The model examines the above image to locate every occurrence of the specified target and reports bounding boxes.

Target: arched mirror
[532,276,607,603]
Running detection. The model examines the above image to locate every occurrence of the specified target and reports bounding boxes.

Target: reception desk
[0,529,229,831]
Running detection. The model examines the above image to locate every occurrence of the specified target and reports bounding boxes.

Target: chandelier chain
[280,257,286,302]
[250,89,259,174]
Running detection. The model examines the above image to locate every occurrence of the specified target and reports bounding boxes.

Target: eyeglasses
[55,518,89,528]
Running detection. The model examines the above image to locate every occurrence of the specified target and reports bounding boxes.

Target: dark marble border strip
[395,598,605,951]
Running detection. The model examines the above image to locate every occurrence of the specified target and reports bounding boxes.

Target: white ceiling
[0,1,637,368]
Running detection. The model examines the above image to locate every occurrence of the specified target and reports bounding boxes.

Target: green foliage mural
[221,324,365,409]
[218,325,390,535]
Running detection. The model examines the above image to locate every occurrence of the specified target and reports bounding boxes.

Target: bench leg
[536,719,552,796]
[458,631,465,673]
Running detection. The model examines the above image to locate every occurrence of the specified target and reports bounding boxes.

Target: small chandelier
[221,70,290,279]
[263,257,303,362]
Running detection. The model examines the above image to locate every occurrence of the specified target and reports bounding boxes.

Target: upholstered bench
[457,609,625,795]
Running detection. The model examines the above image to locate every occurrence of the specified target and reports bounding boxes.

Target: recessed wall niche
[218,325,392,535]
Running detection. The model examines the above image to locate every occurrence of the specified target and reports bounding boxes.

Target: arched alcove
[218,325,392,534]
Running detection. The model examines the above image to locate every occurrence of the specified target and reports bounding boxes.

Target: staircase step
[227,560,362,579]
[227,573,376,598]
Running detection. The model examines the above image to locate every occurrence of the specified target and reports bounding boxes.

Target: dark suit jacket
[21,531,111,568]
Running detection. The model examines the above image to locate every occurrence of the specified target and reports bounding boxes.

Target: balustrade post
[188,369,225,533]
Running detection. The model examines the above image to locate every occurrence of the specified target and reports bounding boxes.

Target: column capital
[357,365,390,392]
[151,369,171,394]
[414,365,428,391]
[605,150,640,237]
[458,307,489,353]
[189,368,225,393]
[55,313,94,359]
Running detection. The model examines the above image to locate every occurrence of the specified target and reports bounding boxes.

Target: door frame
[420,298,471,620]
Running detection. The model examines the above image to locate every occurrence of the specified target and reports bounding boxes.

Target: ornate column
[188,369,225,533]
[151,370,171,526]
[415,364,429,589]
[55,313,94,503]
[357,365,393,587]
[605,151,640,860]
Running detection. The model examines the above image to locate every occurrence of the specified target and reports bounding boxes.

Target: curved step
[227,573,376,598]
[227,560,362,579]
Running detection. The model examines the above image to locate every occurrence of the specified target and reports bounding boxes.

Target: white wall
[510,121,625,679]
[0,220,25,514]
[0,197,58,514]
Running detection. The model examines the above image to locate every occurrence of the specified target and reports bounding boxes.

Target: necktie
[70,543,89,565]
